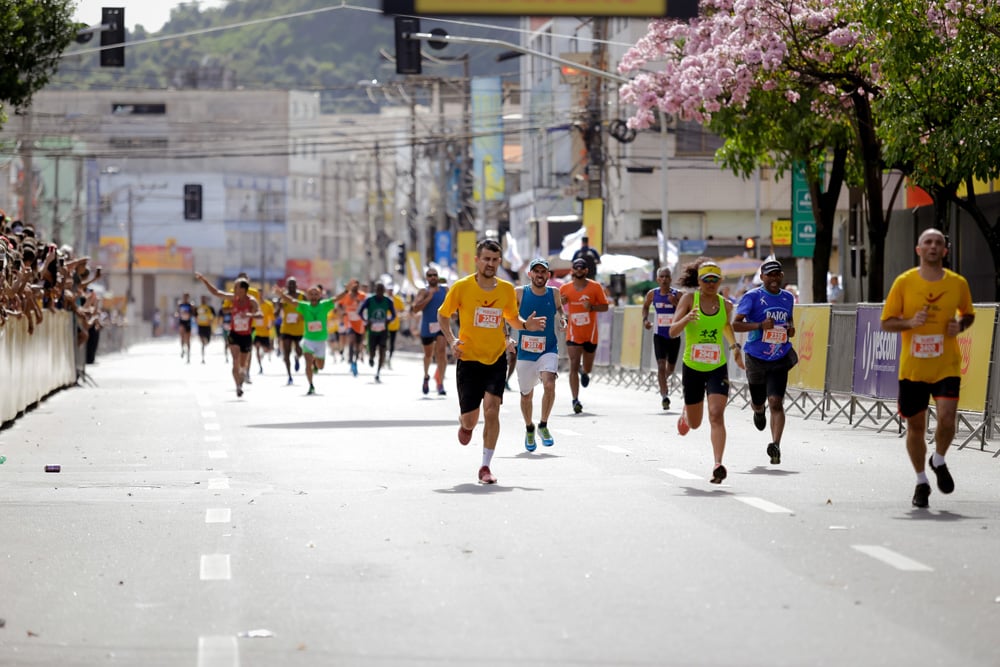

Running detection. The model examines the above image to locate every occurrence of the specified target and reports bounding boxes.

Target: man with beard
[437,239,546,484]
[559,257,609,414]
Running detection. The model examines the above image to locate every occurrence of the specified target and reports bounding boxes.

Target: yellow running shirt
[438,273,519,365]
[881,268,973,383]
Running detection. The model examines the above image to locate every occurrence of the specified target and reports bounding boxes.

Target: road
[1,339,999,666]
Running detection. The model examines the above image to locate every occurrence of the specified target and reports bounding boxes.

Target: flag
[558,226,587,260]
[503,231,524,272]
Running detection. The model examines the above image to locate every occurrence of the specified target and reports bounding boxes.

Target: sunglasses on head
[700,276,721,284]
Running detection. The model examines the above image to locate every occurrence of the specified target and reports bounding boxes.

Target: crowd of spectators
[1,210,107,356]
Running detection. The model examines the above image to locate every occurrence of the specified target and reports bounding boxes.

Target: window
[184,184,203,221]
[675,120,725,156]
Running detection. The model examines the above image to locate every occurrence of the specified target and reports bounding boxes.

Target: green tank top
[682,292,728,371]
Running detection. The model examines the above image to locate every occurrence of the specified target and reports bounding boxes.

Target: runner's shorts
[898,377,960,418]
[682,363,730,405]
[516,352,559,395]
[229,332,253,354]
[457,355,508,414]
[302,338,326,360]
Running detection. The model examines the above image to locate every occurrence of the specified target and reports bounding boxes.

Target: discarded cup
[44,465,61,473]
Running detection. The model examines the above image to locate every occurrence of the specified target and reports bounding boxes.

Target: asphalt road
[1,339,998,666]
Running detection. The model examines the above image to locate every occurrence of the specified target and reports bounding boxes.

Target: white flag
[558,226,587,260]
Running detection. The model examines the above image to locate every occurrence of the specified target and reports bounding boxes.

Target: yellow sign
[582,198,604,254]
[411,0,682,17]
[771,218,792,246]
[620,307,644,370]
[787,305,831,392]
[456,231,477,278]
[957,305,996,412]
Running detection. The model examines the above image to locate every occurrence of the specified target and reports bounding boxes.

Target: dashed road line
[204,435,223,442]
[205,508,231,524]
[204,423,221,431]
[208,450,228,460]
[852,545,933,572]
[735,496,795,514]
[659,468,703,480]
[197,635,239,667]
[208,477,230,490]
[200,554,232,581]
[201,411,217,419]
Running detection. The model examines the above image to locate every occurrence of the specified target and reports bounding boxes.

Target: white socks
[482,448,495,468]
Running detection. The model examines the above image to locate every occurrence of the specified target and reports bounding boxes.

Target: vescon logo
[861,320,898,381]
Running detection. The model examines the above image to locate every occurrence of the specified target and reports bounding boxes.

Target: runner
[334,279,368,377]
[733,259,798,465]
[327,302,343,361]
[511,258,565,452]
[559,257,610,414]
[277,277,305,385]
[668,260,744,484]
[412,268,448,395]
[275,283,336,395]
[386,285,405,370]
[252,293,276,375]
[642,267,681,410]
[195,295,216,364]
[194,273,260,398]
[175,293,195,363]
[359,283,397,383]
[218,300,232,363]
[880,228,974,508]
[437,238,546,484]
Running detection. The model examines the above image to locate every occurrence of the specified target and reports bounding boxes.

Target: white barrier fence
[0,312,77,426]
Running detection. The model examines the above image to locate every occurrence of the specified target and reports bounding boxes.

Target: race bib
[348,311,361,321]
[286,312,299,324]
[655,313,674,328]
[691,343,721,365]
[912,334,944,358]
[371,321,386,332]
[428,322,440,334]
[474,307,502,329]
[762,327,788,345]
[571,312,591,326]
[253,316,265,327]
[180,312,191,321]
[520,335,546,354]
[307,320,323,333]
[233,315,251,331]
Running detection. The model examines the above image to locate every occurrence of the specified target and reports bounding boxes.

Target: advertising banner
[787,305,831,391]
[434,230,452,268]
[456,230,477,277]
[851,305,899,400]
[619,307,643,370]
[595,311,613,366]
[957,305,996,412]
[582,198,604,254]
[471,77,504,203]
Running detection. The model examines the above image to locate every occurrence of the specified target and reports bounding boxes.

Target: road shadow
[248,419,456,430]
[677,485,734,498]
[433,483,544,495]
[511,452,560,460]
[895,509,982,522]
[741,466,801,477]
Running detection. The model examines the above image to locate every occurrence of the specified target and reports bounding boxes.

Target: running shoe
[458,426,473,446]
[572,399,583,414]
[437,385,446,396]
[422,375,430,395]
[369,357,375,367]
[661,395,670,410]
[307,385,316,395]
[351,362,358,377]
[478,466,497,485]
[928,456,955,494]
[287,376,293,385]
[294,357,300,372]
[677,411,690,436]
[766,442,781,465]
[524,429,536,452]
[236,387,244,398]
[538,426,554,447]
[710,464,727,484]
[244,373,252,385]
[580,370,590,388]
[259,366,263,375]
[375,375,381,383]
[912,482,931,508]
[753,410,766,431]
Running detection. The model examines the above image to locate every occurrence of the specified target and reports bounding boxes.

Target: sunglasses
[426,273,438,278]
[700,276,721,284]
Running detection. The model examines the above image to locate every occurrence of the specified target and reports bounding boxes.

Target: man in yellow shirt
[881,228,974,509]
[252,296,275,375]
[278,276,306,384]
[386,285,405,370]
[437,238,546,484]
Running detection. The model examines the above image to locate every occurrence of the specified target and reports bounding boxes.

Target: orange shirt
[559,279,609,344]
[337,291,367,334]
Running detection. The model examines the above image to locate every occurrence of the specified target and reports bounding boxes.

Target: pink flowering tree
[619,0,893,299]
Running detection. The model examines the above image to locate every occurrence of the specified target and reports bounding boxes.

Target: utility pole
[21,109,34,228]
[126,185,134,309]
[52,155,61,245]
[409,88,418,258]
[586,17,607,201]
[373,141,385,284]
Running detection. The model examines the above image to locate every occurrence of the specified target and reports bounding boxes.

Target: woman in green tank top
[668,260,744,484]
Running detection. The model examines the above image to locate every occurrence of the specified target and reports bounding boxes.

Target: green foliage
[0,0,78,122]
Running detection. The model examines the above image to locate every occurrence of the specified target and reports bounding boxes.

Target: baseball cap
[697,263,722,280]
[528,257,549,270]
[572,258,588,269]
[760,259,783,275]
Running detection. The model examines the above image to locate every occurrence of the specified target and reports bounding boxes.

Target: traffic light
[183,184,203,220]
[394,16,422,75]
[744,236,757,251]
[100,7,125,67]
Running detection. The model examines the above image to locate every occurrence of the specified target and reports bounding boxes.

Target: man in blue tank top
[733,259,798,466]
[412,267,449,396]
[510,258,566,451]
[642,267,681,410]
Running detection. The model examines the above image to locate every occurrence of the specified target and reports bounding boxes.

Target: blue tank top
[735,286,795,362]
[420,286,448,337]
[516,286,559,361]
[651,288,679,338]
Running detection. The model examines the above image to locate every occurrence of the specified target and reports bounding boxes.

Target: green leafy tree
[0,0,79,127]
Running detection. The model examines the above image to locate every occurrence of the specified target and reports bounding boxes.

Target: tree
[870,1,1000,298]
[619,0,895,298]
[0,0,79,127]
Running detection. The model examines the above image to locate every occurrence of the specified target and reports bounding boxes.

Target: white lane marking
[659,468,702,480]
[735,496,795,514]
[205,508,231,524]
[201,411,217,419]
[204,435,223,442]
[195,397,213,408]
[197,635,239,667]
[200,554,232,580]
[552,428,583,436]
[208,450,228,460]
[208,478,230,490]
[852,545,933,572]
[598,445,631,455]
[204,423,221,431]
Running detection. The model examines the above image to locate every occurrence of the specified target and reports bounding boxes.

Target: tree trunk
[949,178,1000,300]
[809,145,847,303]
[850,92,887,300]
